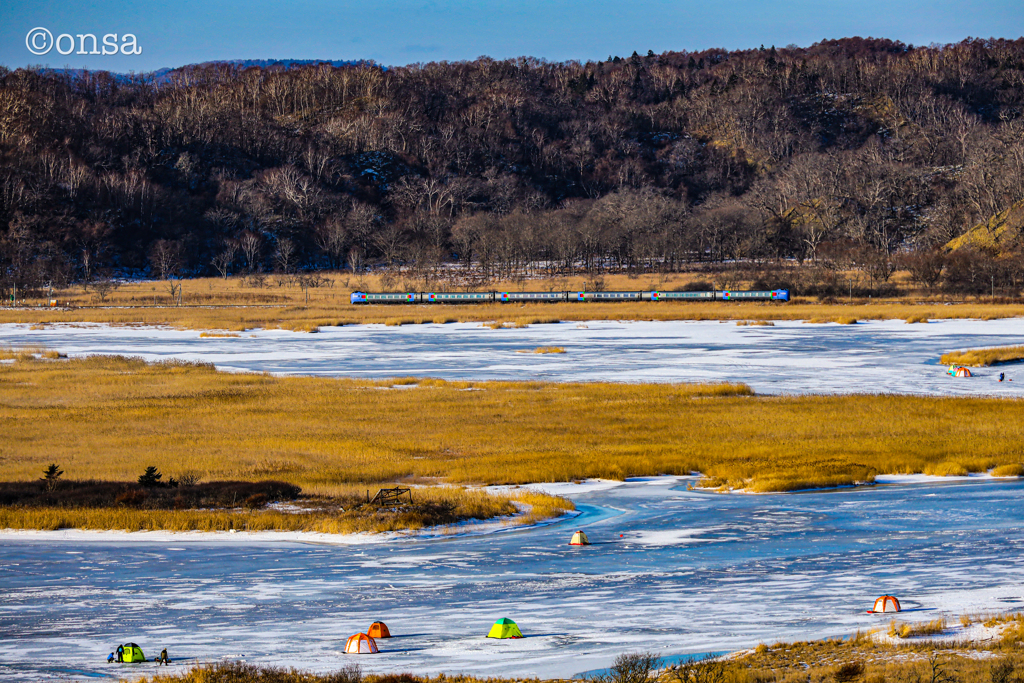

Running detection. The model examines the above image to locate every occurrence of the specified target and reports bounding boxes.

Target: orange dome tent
[368,621,391,638]
[344,633,379,654]
[953,367,972,377]
[867,595,901,614]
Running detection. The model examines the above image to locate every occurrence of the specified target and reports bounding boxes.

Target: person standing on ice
[999,372,1005,382]
[115,644,124,663]
[158,648,170,665]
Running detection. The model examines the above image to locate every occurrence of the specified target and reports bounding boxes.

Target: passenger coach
[350,289,789,304]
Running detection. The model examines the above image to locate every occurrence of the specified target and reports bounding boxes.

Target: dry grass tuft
[923,461,970,477]
[516,346,566,354]
[905,313,930,323]
[806,316,859,324]
[991,463,1024,477]
[940,346,1024,367]
[198,332,240,338]
[0,345,64,361]
[889,618,947,638]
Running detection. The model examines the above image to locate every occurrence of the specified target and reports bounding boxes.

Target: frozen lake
[1,318,1023,395]
[2,476,1023,681]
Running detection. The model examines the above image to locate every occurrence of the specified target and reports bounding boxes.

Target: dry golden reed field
[940,345,1024,367]
[1,356,1022,496]
[2,273,1024,332]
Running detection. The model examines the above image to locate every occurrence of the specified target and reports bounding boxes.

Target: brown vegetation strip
[1,357,1022,495]
[940,345,1024,367]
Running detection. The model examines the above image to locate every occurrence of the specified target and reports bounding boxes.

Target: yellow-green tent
[121,643,146,663]
[487,618,522,639]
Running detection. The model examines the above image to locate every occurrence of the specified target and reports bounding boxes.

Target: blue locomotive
[350,289,789,304]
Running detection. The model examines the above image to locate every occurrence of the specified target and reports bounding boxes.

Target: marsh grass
[136,626,1024,683]
[940,345,1024,367]
[805,316,859,324]
[729,632,1021,683]
[198,332,240,338]
[0,345,63,361]
[922,461,970,476]
[991,463,1024,477]
[1,357,1023,493]
[0,484,572,534]
[140,662,506,683]
[888,619,947,638]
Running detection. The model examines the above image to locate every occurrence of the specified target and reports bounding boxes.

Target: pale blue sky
[2,0,1022,72]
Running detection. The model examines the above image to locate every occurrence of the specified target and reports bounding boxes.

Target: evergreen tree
[138,466,163,487]
[41,463,63,492]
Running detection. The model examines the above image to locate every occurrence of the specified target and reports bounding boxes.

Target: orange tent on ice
[368,621,391,638]
[867,595,901,614]
[344,633,379,654]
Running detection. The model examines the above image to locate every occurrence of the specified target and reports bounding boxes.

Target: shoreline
[3,473,1019,543]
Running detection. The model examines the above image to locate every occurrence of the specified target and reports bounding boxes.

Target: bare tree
[211,241,238,278]
[274,237,298,274]
[239,232,262,273]
[148,239,183,280]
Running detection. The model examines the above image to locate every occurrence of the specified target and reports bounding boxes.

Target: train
[350,289,789,304]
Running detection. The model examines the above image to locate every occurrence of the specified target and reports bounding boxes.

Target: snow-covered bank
[0,508,581,546]
[2,318,1024,395]
[2,476,1023,682]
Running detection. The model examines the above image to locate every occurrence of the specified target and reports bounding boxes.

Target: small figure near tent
[344,633,379,654]
[368,621,391,638]
[115,644,124,663]
[158,648,170,665]
[867,595,901,614]
[569,530,590,545]
[107,653,115,664]
[487,617,523,639]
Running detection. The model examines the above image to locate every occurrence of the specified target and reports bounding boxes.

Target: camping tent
[953,367,972,377]
[487,618,523,639]
[368,621,391,638]
[867,595,901,613]
[121,643,146,663]
[344,633,379,654]
[569,530,590,545]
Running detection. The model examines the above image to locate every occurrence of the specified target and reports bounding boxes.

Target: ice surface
[0,318,1022,395]
[2,477,1023,681]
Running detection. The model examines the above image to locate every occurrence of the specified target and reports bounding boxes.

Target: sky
[1,0,1022,73]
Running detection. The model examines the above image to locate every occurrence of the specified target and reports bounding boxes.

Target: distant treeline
[1,37,1024,294]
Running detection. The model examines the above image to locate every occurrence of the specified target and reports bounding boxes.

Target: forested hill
[1,37,1023,289]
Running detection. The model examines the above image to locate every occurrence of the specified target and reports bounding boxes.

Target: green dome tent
[121,643,146,663]
[487,618,523,639]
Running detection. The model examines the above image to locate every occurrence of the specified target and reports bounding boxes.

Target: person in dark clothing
[116,644,124,663]
[999,372,1005,382]
[158,648,170,665]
